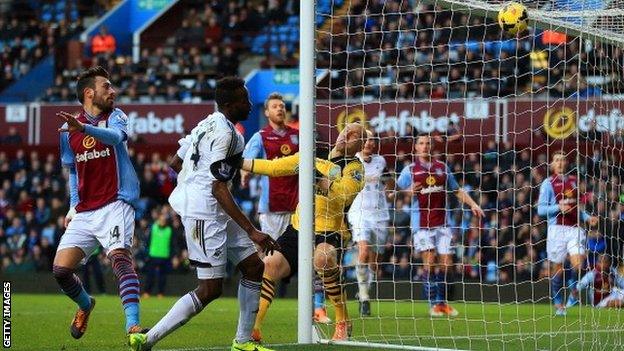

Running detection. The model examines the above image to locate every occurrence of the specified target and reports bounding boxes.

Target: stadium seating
[2,142,620,284]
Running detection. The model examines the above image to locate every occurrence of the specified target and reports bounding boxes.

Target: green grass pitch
[10,294,624,350]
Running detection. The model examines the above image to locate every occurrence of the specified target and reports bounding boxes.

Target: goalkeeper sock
[235,278,262,343]
[551,273,564,306]
[146,291,204,347]
[421,269,437,306]
[110,251,140,331]
[356,264,371,301]
[254,274,276,331]
[321,267,348,322]
[52,265,92,311]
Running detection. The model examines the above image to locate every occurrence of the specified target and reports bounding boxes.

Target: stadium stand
[315,2,622,100]
[41,0,298,103]
[2,139,622,285]
[2,0,624,292]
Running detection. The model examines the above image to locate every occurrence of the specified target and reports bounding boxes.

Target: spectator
[2,127,23,144]
[91,25,116,56]
[144,213,173,297]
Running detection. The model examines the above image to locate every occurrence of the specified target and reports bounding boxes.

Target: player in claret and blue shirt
[397,133,484,318]
[54,66,144,339]
[537,151,598,316]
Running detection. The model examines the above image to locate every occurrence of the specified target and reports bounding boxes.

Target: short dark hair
[415,132,432,140]
[215,76,246,107]
[76,66,110,103]
[264,92,284,110]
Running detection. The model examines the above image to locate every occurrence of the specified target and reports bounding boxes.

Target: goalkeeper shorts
[277,225,344,279]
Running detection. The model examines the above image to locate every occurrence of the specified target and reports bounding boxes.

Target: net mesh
[313,0,624,349]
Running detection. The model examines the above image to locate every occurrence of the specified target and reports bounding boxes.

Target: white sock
[356,264,370,301]
[235,278,262,343]
[146,291,204,346]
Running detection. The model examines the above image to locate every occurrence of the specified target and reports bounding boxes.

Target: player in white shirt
[129,77,277,351]
[347,130,394,316]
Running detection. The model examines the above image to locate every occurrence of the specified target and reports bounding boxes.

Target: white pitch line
[394,328,624,341]
[158,330,624,351]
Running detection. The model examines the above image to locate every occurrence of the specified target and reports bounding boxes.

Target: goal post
[299,0,624,349]
[298,0,315,344]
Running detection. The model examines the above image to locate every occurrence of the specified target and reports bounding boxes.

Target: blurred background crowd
[0,0,623,296]
[0,0,616,102]
[2,133,623,295]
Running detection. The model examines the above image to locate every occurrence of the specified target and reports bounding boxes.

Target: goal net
[308,0,624,349]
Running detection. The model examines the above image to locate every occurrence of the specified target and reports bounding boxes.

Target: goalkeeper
[241,123,366,342]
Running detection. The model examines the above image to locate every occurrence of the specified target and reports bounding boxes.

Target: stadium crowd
[2,130,623,291]
[41,0,299,103]
[316,2,618,100]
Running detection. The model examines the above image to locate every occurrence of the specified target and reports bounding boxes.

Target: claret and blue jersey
[243,125,299,214]
[396,159,459,231]
[537,174,589,226]
[59,108,140,212]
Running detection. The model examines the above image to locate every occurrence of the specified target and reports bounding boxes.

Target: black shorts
[277,225,343,279]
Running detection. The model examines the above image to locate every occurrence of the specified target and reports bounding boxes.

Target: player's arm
[448,166,484,218]
[240,132,264,187]
[395,165,412,190]
[209,134,277,255]
[537,181,562,217]
[581,210,599,226]
[169,135,192,174]
[60,132,79,227]
[57,110,128,145]
[241,153,341,180]
[379,158,397,199]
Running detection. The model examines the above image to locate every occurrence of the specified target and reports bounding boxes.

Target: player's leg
[234,254,264,343]
[414,229,439,314]
[253,226,296,341]
[566,227,587,307]
[229,221,277,351]
[434,228,458,316]
[134,217,226,350]
[355,224,373,316]
[100,201,143,333]
[109,248,142,332]
[313,273,331,323]
[547,226,568,315]
[137,278,221,350]
[53,212,98,339]
[314,235,349,340]
[53,247,96,338]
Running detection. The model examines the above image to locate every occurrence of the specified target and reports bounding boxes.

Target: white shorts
[57,200,135,261]
[259,212,291,240]
[348,214,389,253]
[413,227,453,255]
[183,216,257,279]
[597,288,624,308]
[547,225,586,264]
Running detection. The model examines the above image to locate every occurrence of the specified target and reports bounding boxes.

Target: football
[498,2,529,35]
